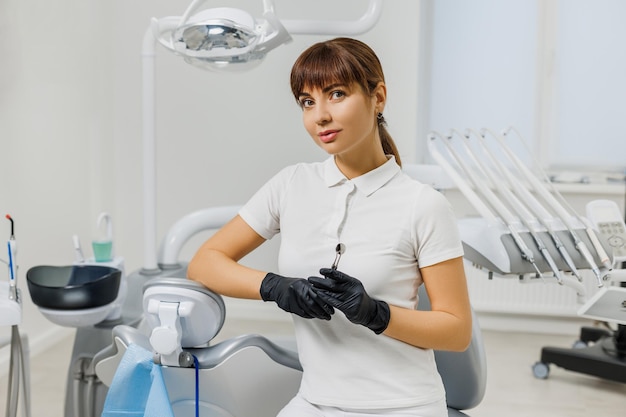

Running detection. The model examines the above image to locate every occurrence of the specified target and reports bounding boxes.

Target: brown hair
[290,37,401,166]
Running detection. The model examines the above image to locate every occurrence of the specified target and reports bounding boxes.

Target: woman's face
[297,82,384,158]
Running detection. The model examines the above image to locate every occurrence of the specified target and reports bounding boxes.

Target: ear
[373,81,387,113]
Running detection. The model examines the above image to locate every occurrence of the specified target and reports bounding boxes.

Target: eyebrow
[322,83,347,93]
[298,83,348,98]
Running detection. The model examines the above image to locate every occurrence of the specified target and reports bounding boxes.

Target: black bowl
[26,265,121,310]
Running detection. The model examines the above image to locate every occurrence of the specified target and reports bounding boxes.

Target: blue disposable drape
[101,343,175,417]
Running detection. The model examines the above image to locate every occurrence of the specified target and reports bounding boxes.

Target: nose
[314,103,331,126]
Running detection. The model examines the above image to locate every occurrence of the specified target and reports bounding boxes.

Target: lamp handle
[150,17,181,52]
[281,0,382,35]
[180,0,208,25]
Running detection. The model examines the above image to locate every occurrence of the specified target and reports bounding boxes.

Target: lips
[318,129,340,143]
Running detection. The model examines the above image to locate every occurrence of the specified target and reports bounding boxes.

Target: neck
[334,147,388,179]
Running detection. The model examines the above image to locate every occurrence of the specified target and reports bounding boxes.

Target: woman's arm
[187,215,267,299]
[383,256,472,352]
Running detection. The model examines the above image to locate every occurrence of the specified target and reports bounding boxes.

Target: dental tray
[26,265,121,310]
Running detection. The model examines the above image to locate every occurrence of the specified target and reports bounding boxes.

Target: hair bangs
[290,43,366,101]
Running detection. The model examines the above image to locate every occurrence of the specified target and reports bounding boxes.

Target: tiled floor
[1,318,625,417]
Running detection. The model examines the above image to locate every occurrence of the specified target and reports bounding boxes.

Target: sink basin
[26,265,121,310]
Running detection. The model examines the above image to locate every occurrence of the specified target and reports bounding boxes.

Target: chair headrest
[143,277,225,347]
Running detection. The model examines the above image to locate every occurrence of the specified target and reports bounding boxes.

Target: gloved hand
[260,273,334,320]
[308,268,390,334]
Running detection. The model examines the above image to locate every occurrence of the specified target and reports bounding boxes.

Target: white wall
[0,1,422,354]
[422,0,626,171]
[424,0,538,163]
[0,1,114,352]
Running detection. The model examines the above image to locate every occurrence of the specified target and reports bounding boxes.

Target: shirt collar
[323,156,401,197]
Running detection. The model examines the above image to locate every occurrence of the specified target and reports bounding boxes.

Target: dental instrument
[429,131,544,277]
[331,243,346,270]
[493,127,608,286]
[467,129,584,283]
[428,133,519,275]
[502,126,613,272]
[453,129,565,285]
[427,133,499,223]
[6,214,17,300]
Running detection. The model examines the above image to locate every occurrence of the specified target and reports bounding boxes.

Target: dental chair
[94,278,302,416]
[418,285,487,416]
[94,278,301,417]
[93,275,486,417]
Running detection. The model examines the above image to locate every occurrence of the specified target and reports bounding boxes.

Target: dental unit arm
[427,127,626,385]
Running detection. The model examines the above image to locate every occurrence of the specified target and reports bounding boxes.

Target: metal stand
[2,287,31,417]
[533,325,626,383]
[533,280,626,384]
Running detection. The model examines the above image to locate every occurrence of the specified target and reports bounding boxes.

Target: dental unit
[428,126,626,383]
[428,128,611,289]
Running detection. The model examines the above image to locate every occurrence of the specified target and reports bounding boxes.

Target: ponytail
[377,113,401,167]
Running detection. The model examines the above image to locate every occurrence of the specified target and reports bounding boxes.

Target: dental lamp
[141,0,383,272]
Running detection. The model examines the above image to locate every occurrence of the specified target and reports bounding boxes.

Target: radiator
[465,263,602,317]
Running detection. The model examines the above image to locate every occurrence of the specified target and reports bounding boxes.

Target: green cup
[92,240,113,262]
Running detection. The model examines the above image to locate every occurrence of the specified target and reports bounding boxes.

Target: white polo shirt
[239,156,464,409]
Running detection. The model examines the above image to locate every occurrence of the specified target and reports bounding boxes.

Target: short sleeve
[413,187,464,268]
[238,165,297,240]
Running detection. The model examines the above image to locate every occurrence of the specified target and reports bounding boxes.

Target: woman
[188,37,472,417]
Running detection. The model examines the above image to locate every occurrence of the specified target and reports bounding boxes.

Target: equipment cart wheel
[532,361,550,379]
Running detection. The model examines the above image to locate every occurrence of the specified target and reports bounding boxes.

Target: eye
[330,90,346,100]
[299,98,314,108]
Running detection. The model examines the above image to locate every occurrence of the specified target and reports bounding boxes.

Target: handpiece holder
[2,214,21,324]
[0,283,21,326]
[578,269,626,325]
[7,240,17,300]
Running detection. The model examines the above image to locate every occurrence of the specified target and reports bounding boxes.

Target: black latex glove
[260,272,334,320]
[308,268,390,334]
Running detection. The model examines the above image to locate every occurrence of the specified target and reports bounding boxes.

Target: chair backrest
[417,285,487,411]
